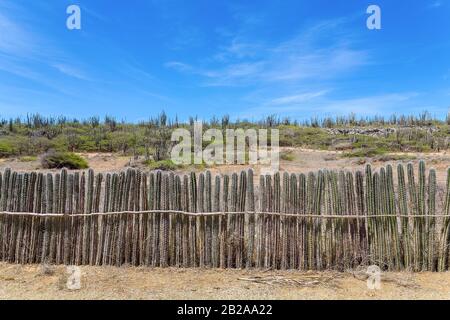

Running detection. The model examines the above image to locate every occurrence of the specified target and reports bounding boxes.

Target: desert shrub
[144,159,179,171]
[0,141,14,158]
[19,156,38,162]
[342,147,386,158]
[41,151,89,169]
[376,154,417,162]
[280,151,295,161]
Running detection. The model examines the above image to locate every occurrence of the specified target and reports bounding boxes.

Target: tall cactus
[355,170,366,257]
[189,172,197,267]
[306,172,316,269]
[264,174,272,268]
[386,165,400,269]
[289,173,298,269]
[220,174,229,268]
[407,162,420,270]
[438,168,450,271]
[428,168,436,271]
[280,172,290,269]
[197,172,205,267]
[246,169,255,268]
[418,160,427,270]
[204,171,212,267]
[397,164,410,269]
[212,174,221,268]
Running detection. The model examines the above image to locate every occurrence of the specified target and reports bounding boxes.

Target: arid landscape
[1,147,449,300]
[2,147,449,185]
[1,0,449,304]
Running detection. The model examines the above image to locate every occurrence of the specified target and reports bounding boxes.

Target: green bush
[342,147,387,158]
[0,142,14,158]
[41,151,89,169]
[144,159,179,171]
[19,156,38,162]
[280,151,295,161]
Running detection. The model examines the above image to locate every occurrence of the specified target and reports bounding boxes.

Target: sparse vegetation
[342,148,387,158]
[0,112,448,164]
[376,154,417,162]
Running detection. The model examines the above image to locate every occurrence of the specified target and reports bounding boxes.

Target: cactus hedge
[0,162,449,271]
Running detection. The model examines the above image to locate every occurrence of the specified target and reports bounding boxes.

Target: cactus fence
[0,161,450,271]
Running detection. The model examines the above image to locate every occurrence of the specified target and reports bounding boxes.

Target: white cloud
[0,3,95,89]
[269,90,329,105]
[238,92,420,119]
[430,1,442,8]
[164,61,193,72]
[52,63,89,80]
[315,93,418,115]
[0,12,35,57]
[166,17,369,87]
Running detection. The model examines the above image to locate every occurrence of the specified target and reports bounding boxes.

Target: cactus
[197,172,205,267]
[256,175,265,268]
[212,175,221,268]
[205,171,212,267]
[438,168,450,271]
[386,165,400,269]
[189,172,197,267]
[345,171,356,267]
[1,168,11,211]
[306,172,316,269]
[397,164,410,269]
[289,173,298,269]
[182,174,190,267]
[407,162,420,270]
[364,165,373,259]
[280,172,289,270]
[0,163,449,270]
[220,174,229,268]
[0,171,3,210]
[272,172,281,269]
[428,169,436,271]
[418,160,427,270]
[159,173,169,267]
[234,171,247,268]
[227,173,238,268]
[246,169,255,268]
[355,170,366,253]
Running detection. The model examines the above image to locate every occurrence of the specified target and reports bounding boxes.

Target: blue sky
[0,0,449,122]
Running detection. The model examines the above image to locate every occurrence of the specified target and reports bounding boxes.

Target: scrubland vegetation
[0,112,448,168]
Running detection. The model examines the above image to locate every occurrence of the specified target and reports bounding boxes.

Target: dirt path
[1,263,450,300]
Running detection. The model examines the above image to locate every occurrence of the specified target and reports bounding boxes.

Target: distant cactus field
[0,113,449,164]
[0,161,449,271]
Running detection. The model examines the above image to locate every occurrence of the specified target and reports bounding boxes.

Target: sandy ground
[1,149,448,179]
[0,153,130,173]
[1,263,450,300]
